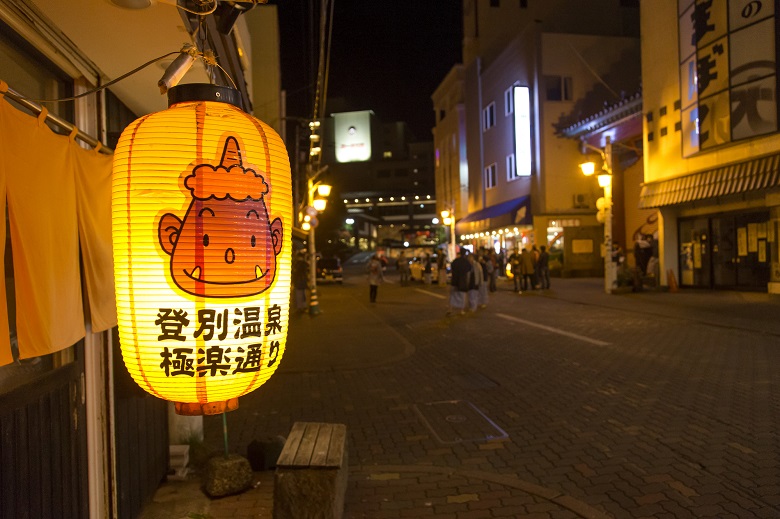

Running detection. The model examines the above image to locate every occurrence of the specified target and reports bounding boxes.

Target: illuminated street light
[303,168,330,315]
[440,208,456,262]
[579,161,596,176]
[580,136,616,294]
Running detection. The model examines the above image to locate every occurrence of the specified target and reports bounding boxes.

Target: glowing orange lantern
[112,85,292,415]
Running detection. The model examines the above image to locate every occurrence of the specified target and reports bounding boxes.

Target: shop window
[484,163,497,189]
[0,20,73,127]
[543,75,572,101]
[483,102,496,131]
[506,153,518,181]
[105,89,138,150]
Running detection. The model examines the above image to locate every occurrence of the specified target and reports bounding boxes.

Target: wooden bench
[274,422,348,519]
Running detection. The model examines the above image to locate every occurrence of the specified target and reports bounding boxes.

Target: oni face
[157,136,284,298]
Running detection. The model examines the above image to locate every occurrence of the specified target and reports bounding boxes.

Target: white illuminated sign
[334,111,373,163]
[513,86,532,176]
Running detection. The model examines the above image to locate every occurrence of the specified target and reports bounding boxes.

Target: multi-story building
[434,0,641,265]
[317,110,437,252]
[639,0,780,292]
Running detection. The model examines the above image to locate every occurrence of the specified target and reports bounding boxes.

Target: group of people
[367,245,552,308]
[447,248,504,314]
[507,245,550,293]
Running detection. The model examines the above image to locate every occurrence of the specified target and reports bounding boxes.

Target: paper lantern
[112,85,292,415]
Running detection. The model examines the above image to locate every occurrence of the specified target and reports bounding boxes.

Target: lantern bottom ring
[175,398,239,416]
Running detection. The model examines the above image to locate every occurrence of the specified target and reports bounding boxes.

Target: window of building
[520,0,528,7]
[383,151,393,158]
[484,163,497,189]
[490,0,500,6]
[105,89,138,150]
[504,86,515,115]
[482,102,496,131]
[506,154,518,181]
[543,75,573,101]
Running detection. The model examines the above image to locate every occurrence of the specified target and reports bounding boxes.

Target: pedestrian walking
[531,245,541,288]
[448,249,472,315]
[466,253,483,312]
[508,248,522,293]
[397,251,410,286]
[487,250,498,292]
[437,253,448,285]
[537,245,550,289]
[367,254,384,303]
[520,247,536,291]
[423,253,433,285]
[477,253,489,307]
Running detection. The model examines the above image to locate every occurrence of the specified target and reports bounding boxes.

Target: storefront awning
[456,196,531,234]
[639,152,780,209]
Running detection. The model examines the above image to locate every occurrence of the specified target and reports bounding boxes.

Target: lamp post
[440,209,456,262]
[301,168,331,315]
[579,136,616,294]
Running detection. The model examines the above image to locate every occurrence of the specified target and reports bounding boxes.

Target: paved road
[142,269,780,518]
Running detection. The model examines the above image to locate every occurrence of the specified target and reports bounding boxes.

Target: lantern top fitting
[167,83,243,109]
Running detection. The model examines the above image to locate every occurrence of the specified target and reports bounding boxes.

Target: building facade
[639,0,780,292]
[318,110,437,253]
[435,0,641,264]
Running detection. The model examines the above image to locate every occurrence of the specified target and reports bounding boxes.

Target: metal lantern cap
[167,83,243,109]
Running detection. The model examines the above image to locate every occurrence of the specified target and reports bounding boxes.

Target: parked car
[316,257,343,284]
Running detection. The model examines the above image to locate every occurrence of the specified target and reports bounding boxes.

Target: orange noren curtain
[0,96,85,361]
[73,141,117,332]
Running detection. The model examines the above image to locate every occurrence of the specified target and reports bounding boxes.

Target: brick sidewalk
[140,274,780,518]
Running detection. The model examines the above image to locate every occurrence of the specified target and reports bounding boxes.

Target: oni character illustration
[158,136,283,298]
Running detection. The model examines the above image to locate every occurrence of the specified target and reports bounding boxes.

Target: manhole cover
[413,400,508,444]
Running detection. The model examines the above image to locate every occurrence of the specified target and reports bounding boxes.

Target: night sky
[272,1,463,140]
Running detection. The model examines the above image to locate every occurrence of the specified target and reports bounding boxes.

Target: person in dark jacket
[537,245,550,289]
[448,249,472,315]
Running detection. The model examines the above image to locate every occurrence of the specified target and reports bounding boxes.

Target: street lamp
[440,209,456,262]
[579,136,616,294]
[303,168,331,315]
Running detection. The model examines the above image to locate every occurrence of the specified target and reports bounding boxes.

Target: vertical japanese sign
[679,0,778,157]
[112,92,292,415]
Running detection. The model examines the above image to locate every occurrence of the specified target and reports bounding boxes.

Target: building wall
[641,0,780,291]
[540,33,639,217]
[642,0,780,182]
[432,65,469,221]
[479,33,534,211]
[245,6,282,134]
[462,0,639,66]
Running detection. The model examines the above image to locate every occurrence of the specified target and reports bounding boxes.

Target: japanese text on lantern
[156,304,282,377]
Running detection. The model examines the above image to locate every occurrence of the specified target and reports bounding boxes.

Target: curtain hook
[37,107,49,126]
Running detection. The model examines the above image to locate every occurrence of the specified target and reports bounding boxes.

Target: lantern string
[15,47,235,105]
[17,51,180,104]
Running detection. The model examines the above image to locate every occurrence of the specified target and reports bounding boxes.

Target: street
[192,268,780,518]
